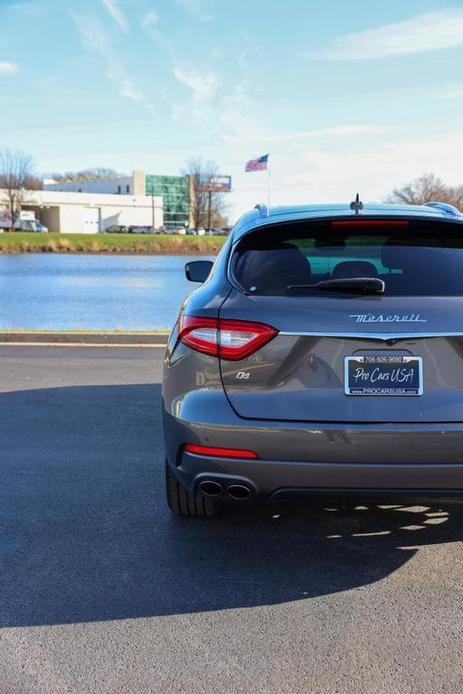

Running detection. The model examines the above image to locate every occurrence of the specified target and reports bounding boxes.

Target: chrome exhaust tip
[227,484,252,500]
[199,480,223,497]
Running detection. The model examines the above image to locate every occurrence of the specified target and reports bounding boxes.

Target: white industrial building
[2,188,164,234]
[44,170,146,196]
[44,170,191,229]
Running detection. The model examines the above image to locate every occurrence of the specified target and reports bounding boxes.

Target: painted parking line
[0,342,167,348]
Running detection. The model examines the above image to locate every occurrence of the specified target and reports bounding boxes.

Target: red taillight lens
[179,316,219,356]
[184,444,258,459]
[179,316,278,360]
[219,319,278,359]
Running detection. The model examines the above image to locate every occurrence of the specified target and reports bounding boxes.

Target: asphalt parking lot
[1,346,463,693]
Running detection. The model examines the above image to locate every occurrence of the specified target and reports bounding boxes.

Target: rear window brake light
[330,220,409,229]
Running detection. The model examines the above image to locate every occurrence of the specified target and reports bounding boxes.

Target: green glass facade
[145,174,189,229]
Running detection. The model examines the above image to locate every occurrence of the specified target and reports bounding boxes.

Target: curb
[0,332,170,346]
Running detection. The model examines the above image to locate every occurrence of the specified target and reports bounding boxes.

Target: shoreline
[0,330,170,345]
[0,232,225,255]
[0,250,215,255]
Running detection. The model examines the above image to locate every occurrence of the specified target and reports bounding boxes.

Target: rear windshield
[232,220,463,297]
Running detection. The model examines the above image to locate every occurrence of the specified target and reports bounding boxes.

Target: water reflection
[0,253,210,330]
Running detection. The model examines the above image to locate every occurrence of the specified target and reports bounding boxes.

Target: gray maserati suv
[162,200,463,516]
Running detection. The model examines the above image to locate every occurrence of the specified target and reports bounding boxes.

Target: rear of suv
[162,200,463,516]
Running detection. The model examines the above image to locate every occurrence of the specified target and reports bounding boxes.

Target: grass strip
[0,328,170,334]
[0,233,226,254]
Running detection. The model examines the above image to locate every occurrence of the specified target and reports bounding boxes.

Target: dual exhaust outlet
[199,480,252,500]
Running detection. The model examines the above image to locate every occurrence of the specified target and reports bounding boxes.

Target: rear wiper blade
[287,277,385,295]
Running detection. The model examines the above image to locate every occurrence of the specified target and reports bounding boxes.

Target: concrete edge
[0,331,170,345]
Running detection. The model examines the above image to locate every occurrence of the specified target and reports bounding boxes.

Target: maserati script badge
[349,314,427,324]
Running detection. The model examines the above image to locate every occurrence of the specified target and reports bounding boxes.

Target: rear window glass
[232,220,463,297]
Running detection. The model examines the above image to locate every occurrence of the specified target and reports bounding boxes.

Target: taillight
[184,444,258,459]
[179,316,278,360]
[219,319,278,359]
[179,316,218,356]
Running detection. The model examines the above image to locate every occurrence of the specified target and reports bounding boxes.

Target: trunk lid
[219,215,463,423]
[219,292,463,424]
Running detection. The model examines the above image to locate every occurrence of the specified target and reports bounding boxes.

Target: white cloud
[175,0,212,22]
[76,17,108,54]
[229,130,463,218]
[142,9,159,30]
[220,81,251,111]
[0,62,19,74]
[307,10,463,61]
[265,124,390,143]
[101,0,127,31]
[73,16,147,105]
[173,64,218,101]
[172,103,208,123]
[108,68,143,102]
[220,111,275,146]
[149,26,174,58]
[221,111,389,146]
[120,83,143,102]
[290,132,463,201]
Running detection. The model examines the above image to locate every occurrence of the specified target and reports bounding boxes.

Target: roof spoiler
[423,201,462,217]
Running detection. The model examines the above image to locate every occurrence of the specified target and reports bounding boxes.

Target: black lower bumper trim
[270,487,463,502]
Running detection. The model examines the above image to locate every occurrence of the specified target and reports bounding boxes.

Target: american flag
[245,153,269,172]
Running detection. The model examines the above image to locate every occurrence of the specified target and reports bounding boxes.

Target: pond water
[0,254,212,330]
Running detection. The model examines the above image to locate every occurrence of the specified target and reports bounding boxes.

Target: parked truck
[0,210,48,233]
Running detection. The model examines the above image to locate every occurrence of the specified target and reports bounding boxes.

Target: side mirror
[185,260,213,283]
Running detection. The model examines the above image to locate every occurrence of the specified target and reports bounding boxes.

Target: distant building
[44,170,190,229]
[145,175,190,229]
[1,189,163,233]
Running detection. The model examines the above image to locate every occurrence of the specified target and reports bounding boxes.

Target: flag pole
[267,154,271,213]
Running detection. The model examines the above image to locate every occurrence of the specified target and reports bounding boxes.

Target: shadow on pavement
[1,383,462,627]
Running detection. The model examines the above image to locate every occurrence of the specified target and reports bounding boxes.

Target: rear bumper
[162,390,463,498]
[174,452,463,498]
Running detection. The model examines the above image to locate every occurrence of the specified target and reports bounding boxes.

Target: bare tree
[0,148,35,230]
[50,167,123,183]
[23,175,43,190]
[182,158,229,230]
[387,173,463,209]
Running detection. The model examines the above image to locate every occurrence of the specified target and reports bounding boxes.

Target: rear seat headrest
[236,242,312,291]
[381,238,412,270]
[332,261,378,279]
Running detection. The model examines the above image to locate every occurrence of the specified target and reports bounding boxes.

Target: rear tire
[165,461,220,517]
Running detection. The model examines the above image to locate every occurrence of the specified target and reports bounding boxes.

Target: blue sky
[1,0,463,219]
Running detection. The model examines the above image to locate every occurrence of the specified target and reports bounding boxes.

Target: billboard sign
[194,175,232,193]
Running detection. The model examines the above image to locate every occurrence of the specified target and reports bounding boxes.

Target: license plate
[344,355,423,396]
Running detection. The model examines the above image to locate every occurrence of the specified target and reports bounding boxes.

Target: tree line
[387,173,463,208]
[0,147,461,231]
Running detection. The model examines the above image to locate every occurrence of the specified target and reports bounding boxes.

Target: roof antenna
[350,193,364,215]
